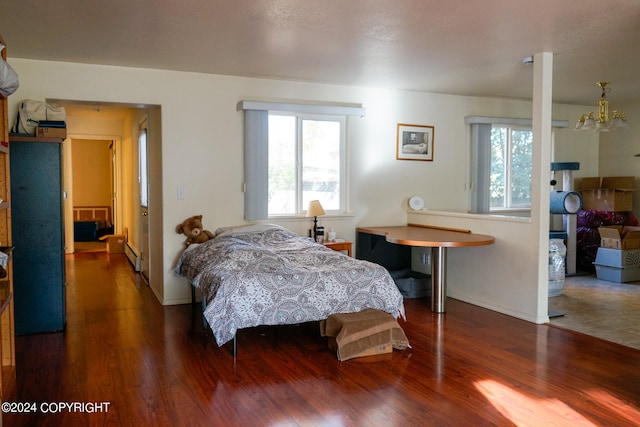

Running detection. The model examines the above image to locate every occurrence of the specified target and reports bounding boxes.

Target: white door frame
[63,134,122,254]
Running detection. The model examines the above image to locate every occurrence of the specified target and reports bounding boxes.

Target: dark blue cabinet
[10,137,65,334]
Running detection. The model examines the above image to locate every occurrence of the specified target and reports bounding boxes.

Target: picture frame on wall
[396,123,434,161]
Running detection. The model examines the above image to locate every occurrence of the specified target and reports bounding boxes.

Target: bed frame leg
[201,298,207,330]
[233,335,237,357]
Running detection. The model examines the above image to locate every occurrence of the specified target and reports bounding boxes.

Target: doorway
[54,101,161,293]
[69,138,113,253]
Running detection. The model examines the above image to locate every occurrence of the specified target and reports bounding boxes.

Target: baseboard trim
[124,242,141,271]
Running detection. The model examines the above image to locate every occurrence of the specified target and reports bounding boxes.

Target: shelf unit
[10,135,65,335]
[0,33,16,402]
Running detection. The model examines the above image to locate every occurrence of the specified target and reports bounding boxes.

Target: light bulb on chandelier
[574,81,628,132]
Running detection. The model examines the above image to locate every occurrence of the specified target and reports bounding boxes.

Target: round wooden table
[356,224,495,313]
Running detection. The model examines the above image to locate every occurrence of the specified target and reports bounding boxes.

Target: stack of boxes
[577,176,639,282]
[594,226,640,282]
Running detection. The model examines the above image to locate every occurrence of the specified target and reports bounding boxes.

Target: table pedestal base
[431,247,447,313]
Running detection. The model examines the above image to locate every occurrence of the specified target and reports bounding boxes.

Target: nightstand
[323,241,352,257]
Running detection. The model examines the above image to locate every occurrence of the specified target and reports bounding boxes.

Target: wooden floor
[5,252,640,426]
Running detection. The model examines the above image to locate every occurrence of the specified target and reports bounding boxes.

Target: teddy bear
[176,215,215,246]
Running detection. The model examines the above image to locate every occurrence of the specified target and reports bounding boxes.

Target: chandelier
[574,81,628,132]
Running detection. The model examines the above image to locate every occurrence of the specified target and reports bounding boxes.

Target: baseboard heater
[124,242,142,271]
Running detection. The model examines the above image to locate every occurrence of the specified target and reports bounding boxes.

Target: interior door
[138,123,150,282]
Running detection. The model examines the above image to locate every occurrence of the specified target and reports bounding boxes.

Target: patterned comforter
[175,224,405,346]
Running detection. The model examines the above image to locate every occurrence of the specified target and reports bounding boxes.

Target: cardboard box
[598,226,640,250]
[101,235,125,253]
[595,247,640,268]
[594,264,640,283]
[578,176,635,212]
[319,309,409,361]
[99,227,127,254]
[327,337,392,358]
[35,126,67,139]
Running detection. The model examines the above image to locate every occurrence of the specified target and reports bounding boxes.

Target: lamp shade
[582,114,596,130]
[306,200,325,217]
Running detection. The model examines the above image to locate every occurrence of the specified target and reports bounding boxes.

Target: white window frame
[241,101,365,221]
[268,112,347,217]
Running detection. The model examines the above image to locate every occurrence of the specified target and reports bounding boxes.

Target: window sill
[409,209,531,223]
[489,208,531,214]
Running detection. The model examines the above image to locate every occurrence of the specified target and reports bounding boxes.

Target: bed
[73,206,113,241]
[174,223,405,347]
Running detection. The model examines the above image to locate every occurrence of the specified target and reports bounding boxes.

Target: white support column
[533,52,554,321]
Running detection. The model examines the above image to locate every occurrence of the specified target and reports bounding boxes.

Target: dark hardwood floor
[5,251,640,426]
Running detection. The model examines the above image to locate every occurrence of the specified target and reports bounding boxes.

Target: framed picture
[396,123,434,161]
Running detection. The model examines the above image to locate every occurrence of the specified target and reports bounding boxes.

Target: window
[268,113,345,216]
[466,116,568,214]
[138,126,148,208]
[489,125,533,210]
[242,101,364,221]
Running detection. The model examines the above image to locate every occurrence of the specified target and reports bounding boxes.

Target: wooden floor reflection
[5,252,640,426]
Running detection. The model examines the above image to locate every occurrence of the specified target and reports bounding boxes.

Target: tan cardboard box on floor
[99,227,128,253]
[319,309,410,361]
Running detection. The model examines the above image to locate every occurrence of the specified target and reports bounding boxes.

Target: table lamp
[306,200,325,242]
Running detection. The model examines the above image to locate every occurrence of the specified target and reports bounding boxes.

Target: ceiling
[1,0,640,107]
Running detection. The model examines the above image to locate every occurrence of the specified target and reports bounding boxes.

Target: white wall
[408,211,539,320]
[551,103,600,182]
[71,139,112,207]
[598,100,640,220]
[7,58,606,324]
